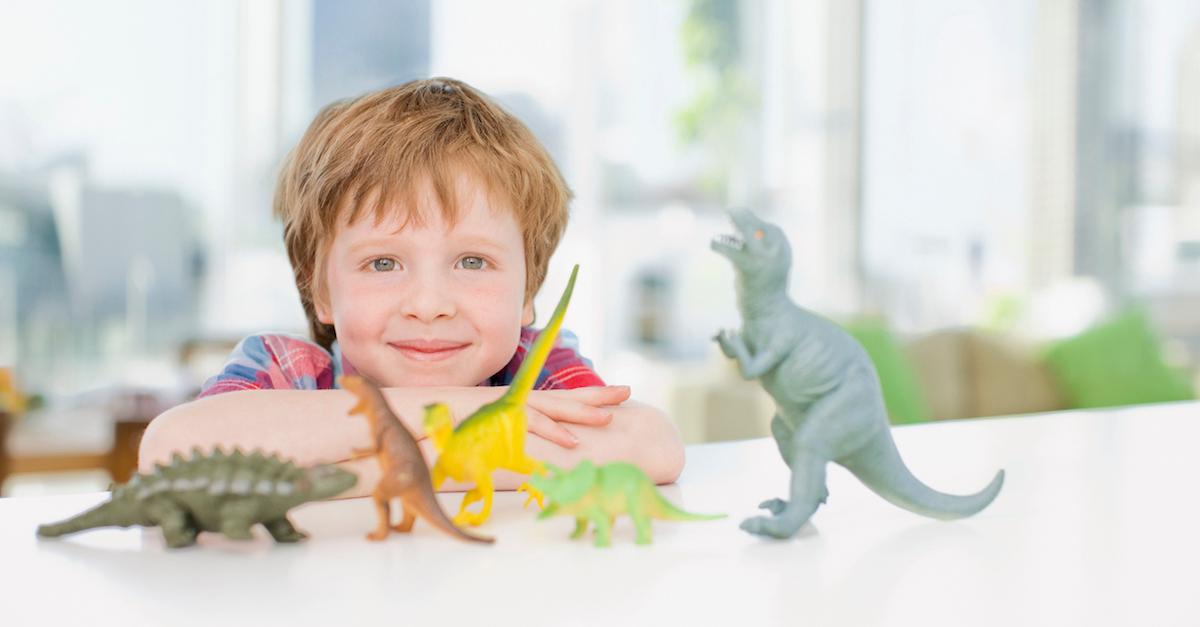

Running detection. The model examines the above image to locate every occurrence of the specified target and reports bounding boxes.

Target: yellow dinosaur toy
[424,264,579,527]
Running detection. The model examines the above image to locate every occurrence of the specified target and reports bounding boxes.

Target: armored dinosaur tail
[37,500,140,538]
[504,264,579,406]
[407,487,494,544]
[840,429,1005,520]
[646,486,726,522]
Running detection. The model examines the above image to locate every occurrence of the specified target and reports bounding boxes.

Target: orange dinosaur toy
[341,375,492,544]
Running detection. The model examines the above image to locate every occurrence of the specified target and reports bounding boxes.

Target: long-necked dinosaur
[341,375,492,544]
[423,264,579,527]
[712,209,1005,539]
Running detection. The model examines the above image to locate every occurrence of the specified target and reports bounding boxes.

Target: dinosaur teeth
[713,234,745,251]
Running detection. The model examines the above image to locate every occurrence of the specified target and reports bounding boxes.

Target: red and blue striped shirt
[198,327,605,398]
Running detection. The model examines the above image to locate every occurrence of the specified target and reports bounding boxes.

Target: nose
[399,269,456,322]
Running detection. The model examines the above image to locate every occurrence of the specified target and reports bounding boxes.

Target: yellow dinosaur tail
[504,264,579,406]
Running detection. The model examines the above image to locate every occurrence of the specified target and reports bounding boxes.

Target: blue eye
[371,258,397,272]
[458,256,486,270]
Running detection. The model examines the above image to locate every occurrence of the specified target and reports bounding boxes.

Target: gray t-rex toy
[712,209,1005,539]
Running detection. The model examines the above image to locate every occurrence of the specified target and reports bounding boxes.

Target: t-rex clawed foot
[758,498,788,515]
[740,514,804,539]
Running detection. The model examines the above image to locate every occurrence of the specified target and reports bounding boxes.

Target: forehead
[336,166,518,237]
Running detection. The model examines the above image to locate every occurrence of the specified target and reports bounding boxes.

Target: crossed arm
[138,385,685,498]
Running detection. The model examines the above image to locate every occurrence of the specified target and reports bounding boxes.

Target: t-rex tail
[839,429,1004,520]
[406,487,494,544]
[504,264,579,406]
[37,501,135,538]
[647,487,726,522]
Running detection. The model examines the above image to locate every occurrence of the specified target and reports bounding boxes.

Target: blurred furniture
[0,336,238,494]
[3,402,1198,625]
[0,392,165,493]
[679,310,1195,443]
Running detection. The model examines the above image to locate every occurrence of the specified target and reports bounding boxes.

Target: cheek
[465,281,526,336]
[329,283,391,340]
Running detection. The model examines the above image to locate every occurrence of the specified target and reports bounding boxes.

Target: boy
[138,78,684,498]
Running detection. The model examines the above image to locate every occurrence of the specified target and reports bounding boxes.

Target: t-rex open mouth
[712,233,745,251]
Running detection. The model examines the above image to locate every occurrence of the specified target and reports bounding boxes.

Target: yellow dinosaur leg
[430,463,447,490]
[508,455,547,509]
[454,486,482,526]
[454,474,494,527]
[472,474,495,526]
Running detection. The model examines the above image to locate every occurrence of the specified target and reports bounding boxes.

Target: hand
[523,385,631,448]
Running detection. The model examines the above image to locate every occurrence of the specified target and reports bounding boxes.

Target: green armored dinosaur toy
[530,460,724,547]
[37,448,357,548]
[712,208,1005,539]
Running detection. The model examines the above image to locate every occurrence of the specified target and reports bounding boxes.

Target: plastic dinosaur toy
[423,264,579,527]
[712,209,1005,539]
[530,460,724,547]
[37,448,356,548]
[341,374,492,544]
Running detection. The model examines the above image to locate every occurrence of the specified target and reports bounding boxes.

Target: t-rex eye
[754,229,765,240]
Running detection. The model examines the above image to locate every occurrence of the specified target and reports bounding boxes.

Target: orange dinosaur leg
[367,490,391,541]
[393,502,416,533]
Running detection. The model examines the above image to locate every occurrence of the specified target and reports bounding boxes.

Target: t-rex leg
[570,517,588,539]
[770,412,797,465]
[740,447,829,539]
[757,413,798,515]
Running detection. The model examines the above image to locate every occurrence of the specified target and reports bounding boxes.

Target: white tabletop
[3,402,1199,626]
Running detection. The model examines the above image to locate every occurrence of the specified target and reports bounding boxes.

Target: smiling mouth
[388,341,471,362]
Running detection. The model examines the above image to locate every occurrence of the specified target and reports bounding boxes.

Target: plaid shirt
[197,328,605,398]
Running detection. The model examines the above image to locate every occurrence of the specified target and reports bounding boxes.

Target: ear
[315,296,333,325]
[521,298,535,327]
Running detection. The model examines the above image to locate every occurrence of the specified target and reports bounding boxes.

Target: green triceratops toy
[37,448,357,548]
[530,460,723,547]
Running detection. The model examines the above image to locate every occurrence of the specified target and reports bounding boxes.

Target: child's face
[316,171,534,388]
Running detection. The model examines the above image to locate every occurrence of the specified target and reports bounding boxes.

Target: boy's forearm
[137,387,505,472]
[139,390,685,491]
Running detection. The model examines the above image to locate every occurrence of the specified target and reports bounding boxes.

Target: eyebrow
[343,233,510,257]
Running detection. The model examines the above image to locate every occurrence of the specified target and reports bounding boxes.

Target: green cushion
[842,318,931,425]
[1043,308,1195,409]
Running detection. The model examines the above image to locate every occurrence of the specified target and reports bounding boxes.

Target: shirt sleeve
[197,334,336,398]
[532,328,607,390]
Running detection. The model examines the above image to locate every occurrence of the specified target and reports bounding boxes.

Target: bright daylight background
[2,0,1199,494]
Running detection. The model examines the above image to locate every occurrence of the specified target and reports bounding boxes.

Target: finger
[526,408,579,448]
[541,385,631,406]
[526,395,614,426]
